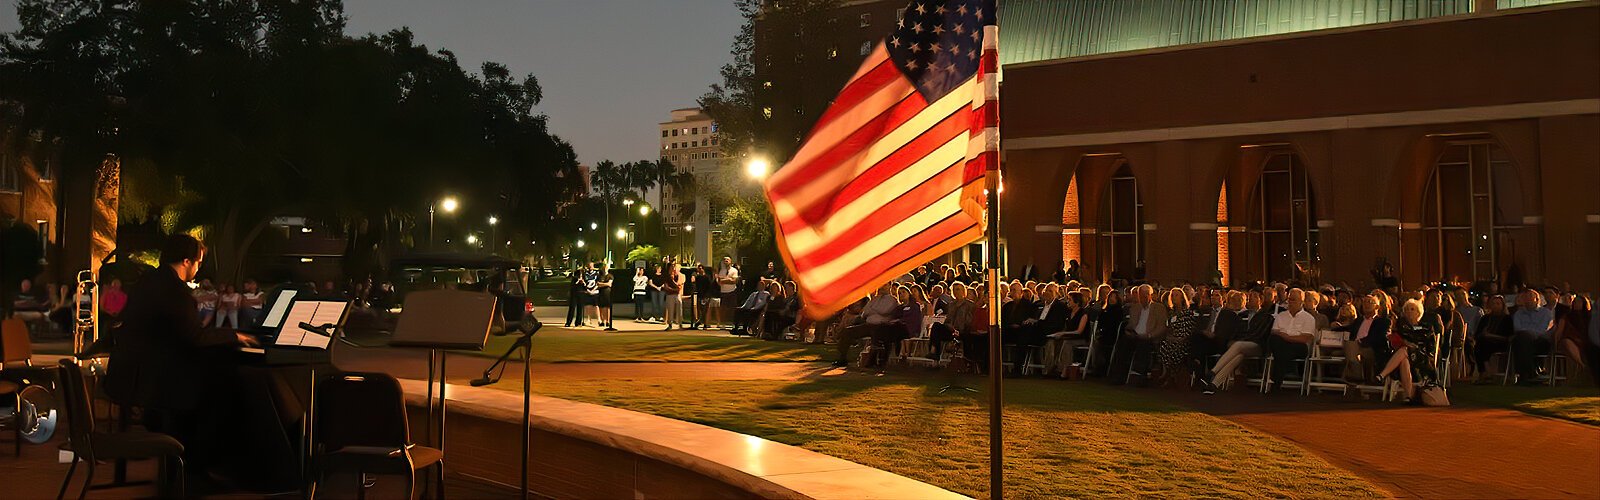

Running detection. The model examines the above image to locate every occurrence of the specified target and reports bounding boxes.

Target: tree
[626,244,661,264]
[1,0,584,284]
[696,0,841,261]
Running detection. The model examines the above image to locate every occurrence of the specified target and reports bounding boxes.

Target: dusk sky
[1,0,745,166]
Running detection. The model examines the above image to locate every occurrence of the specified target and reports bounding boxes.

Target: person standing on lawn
[632,267,649,322]
[717,257,739,331]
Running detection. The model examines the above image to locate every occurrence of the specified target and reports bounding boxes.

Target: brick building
[754,0,1599,291]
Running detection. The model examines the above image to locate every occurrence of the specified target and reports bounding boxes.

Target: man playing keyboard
[105,234,260,487]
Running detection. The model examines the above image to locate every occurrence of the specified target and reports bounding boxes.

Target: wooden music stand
[387,290,496,497]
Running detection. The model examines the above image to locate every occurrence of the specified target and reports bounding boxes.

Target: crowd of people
[564,256,803,337]
[573,256,1598,405]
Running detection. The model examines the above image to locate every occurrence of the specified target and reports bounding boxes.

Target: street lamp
[429,196,460,250]
[615,228,628,240]
[683,224,694,260]
[639,205,650,217]
[745,157,771,179]
[466,234,480,246]
[488,215,499,255]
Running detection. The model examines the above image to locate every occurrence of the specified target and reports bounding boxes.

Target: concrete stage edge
[398,379,970,500]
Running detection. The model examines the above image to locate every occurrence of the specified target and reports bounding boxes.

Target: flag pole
[983,3,1003,499]
[985,167,1003,500]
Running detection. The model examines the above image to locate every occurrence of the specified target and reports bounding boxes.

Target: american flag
[765,0,998,319]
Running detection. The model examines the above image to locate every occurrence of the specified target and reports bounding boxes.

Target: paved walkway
[1173,390,1600,499]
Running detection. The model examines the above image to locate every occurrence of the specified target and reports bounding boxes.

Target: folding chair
[56,359,185,499]
[1303,330,1349,396]
[1071,319,1101,374]
[315,372,443,500]
[1538,352,1570,387]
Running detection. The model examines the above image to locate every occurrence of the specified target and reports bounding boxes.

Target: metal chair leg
[435,460,445,500]
[78,462,95,500]
[403,469,415,500]
[56,457,78,500]
[173,456,186,499]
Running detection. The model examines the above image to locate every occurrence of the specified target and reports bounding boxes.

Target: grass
[512,374,1385,499]
[1449,384,1600,426]
[468,330,834,363]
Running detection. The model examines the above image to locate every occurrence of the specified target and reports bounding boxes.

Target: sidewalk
[1174,390,1600,499]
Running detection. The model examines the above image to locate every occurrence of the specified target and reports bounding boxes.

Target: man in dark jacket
[106,234,256,475]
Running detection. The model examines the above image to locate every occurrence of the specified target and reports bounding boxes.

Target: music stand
[388,290,496,497]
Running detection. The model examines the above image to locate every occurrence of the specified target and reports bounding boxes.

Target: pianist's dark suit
[106,265,239,411]
[105,265,243,474]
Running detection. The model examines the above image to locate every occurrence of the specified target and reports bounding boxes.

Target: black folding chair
[56,359,184,500]
[314,372,442,500]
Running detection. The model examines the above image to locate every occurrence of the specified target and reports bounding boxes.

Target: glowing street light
[575,239,585,248]
[429,196,461,250]
[615,228,628,240]
[589,222,598,230]
[466,234,480,245]
[639,205,651,216]
[684,224,694,232]
[745,157,771,179]
[488,216,498,225]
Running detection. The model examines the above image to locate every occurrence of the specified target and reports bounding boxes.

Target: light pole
[683,224,694,264]
[488,215,499,255]
[430,196,459,251]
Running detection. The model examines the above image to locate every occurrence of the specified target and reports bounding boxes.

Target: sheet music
[274,300,347,349]
[310,302,347,329]
[261,289,297,328]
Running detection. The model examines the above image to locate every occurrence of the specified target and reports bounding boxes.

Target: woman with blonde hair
[1381,299,1435,403]
[1157,288,1200,383]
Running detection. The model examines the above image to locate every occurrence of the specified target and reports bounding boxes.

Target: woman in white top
[195,279,219,326]
[632,268,650,322]
[240,280,265,326]
[217,284,242,328]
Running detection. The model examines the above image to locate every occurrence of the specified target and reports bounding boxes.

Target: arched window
[1245,150,1318,282]
[1216,181,1230,287]
[1061,174,1081,265]
[0,149,21,193]
[1423,139,1517,282]
[1099,162,1144,278]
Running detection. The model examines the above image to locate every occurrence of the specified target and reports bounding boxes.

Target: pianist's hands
[236,332,262,348]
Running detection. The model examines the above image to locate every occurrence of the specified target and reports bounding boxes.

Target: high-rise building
[658,108,723,263]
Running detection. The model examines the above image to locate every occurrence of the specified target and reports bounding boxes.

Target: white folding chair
[1303,330,1349,396]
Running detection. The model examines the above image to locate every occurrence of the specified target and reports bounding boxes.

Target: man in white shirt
[1265,288,1316,392]
[833,283,901,367]
[717,257,739,330]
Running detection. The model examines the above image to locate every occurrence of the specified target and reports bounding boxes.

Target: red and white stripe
[765,25,1000,319]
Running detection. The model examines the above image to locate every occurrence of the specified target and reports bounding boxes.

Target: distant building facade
[754,0,1599,291]
[658,107,724,263]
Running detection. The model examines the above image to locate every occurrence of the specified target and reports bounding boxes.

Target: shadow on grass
[774,369,1193,414]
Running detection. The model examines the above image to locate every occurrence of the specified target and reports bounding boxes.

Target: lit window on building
[0,153,20,192]
[762,107,773,119]
[860,13,870,27]
[829,46,838,59]
[860,41,872,56]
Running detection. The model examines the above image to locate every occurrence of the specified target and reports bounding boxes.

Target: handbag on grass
[1419,385,1450,406]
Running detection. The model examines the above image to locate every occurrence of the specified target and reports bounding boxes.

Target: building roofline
[1006,1,1597,70]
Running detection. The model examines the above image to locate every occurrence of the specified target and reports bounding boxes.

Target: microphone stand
[468,319,539,500]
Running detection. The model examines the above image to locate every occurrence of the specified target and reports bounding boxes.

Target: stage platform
[397,379,971,500]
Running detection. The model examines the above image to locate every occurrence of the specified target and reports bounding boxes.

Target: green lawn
[1450,384,1600,426]
[517,374,1385,499]
[471,331,834,363]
